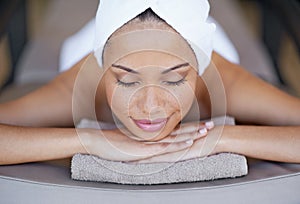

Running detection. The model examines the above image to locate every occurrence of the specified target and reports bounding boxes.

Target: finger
[131,137,208,164]
[204,121,215,130]
[129,148,188,164]
[106,135,194,162]
[133,153,183,164]
[133,145,200,164]
[170,121,214,135]
[130,139,194,160]
[170,123,206,136]
[158,128,208,143]
[144,139,194,157]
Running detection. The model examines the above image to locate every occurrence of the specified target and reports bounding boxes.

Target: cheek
[107,85,131,113]
[104,72,130,112]
[170,76,197,116]
[172,86,195,115]
[105,81,115,108]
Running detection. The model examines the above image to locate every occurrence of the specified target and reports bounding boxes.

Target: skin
[0,22,300,165]
[104,51,198,141]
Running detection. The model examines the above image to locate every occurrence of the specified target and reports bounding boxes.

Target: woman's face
[104,50,198,141]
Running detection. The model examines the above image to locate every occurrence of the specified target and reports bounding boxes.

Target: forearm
[0,82,74,127]
[220,125,300,163]
[0,124,86,165]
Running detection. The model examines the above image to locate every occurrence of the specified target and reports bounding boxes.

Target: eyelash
[163,78,187,86]
[116,80,140,87]
[116,78,187,87]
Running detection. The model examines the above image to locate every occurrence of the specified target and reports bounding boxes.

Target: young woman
[0,0,299,165]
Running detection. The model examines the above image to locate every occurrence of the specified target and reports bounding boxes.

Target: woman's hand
[78,121,214,162]
[127,121,218,164]
[78,128,194,162]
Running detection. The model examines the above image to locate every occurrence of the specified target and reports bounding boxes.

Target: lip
[132,117,168,132]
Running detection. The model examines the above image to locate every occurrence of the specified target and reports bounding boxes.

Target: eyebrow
[161,63,190,74]
[111,64,139,74]
[112,63,190,74]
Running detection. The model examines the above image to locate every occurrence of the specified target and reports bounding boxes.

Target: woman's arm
[213,53,300,162]
[0,124,85,165]
[213,52,300,125]
[0,123,196,165]
[214,53,300,162]
[0,55,90,127]
[132,124,300,164]
[219,125,300,163]
[0,56,87,165]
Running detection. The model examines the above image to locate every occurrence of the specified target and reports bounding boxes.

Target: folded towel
[71,117,248,185]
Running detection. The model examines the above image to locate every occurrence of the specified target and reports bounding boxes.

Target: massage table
[0,0,299,203]
[0,159,300,203]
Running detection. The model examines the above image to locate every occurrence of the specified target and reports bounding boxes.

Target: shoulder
[54,54,92,88]
[210,51,248,84]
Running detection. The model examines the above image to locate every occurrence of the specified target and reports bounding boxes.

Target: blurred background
[0,0,299,102]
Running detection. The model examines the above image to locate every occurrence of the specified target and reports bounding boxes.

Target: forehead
[102,29,198,71]
[111,19,176,37]
[113,50,188,70]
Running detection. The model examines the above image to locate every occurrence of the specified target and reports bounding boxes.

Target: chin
[128,128,171,142]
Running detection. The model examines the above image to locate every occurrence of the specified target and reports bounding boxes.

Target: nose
[138,86,165,115]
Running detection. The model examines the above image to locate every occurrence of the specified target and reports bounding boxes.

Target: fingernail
[185,139,194,145]
[205,121,214,129]
[199,128,207,136]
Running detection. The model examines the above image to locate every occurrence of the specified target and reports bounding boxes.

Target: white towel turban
[93,0,216,75]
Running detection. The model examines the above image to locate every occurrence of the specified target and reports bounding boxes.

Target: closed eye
[163,77,187,86]
[116,79,140,87]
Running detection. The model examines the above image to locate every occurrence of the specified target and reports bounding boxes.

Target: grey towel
[71,117,248,185]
